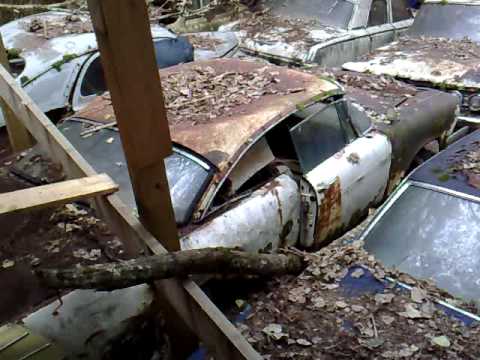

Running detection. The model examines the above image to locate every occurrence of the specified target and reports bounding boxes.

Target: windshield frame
[407,3,480,42]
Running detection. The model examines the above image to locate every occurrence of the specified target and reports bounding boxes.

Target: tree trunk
[36,247,305,290]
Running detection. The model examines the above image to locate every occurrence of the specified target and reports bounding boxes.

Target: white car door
[290,100,392,248]
[366,0,395,50]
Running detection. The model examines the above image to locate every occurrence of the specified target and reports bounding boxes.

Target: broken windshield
[363,184,480,301]
[408,4,480,42]
[265,0,354,29]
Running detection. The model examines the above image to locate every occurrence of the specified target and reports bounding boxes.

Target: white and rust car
[59,59,457,251]
[343,0,480,126]
[216,0,415,66]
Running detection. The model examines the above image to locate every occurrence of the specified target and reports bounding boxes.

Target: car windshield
[408,3,480,42]
[58,121,211,225]
[265,0,354,29]
[363,184,480,301]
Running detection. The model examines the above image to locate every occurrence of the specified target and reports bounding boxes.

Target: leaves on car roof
[22,14,93,39]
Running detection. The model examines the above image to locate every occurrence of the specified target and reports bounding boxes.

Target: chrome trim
[386,277,480,322]
[457,115,480,125]
[173,147,211,171]
[410,181,480,204]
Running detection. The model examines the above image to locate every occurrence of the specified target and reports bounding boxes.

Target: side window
[80,56,107,97]
[290,102,350,173]
[348,102,372,134]
[392,0,413,22]
[368,0,388,26]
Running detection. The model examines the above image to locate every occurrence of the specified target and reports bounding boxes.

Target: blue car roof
[409,129,480,199]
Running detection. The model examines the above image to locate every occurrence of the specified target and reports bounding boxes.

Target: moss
[51,53,78,72]
[437,173,451,182]
[20,76,29,86]
[6,48,21,60]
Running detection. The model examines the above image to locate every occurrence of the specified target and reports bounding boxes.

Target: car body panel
[343,37,480,91]
[181,173,300,252]
[74,59,341,176]
[222,0,413,66]
[304,132,391,247]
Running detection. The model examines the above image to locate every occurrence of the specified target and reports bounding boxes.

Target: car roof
[1,11,176,80]
[73,59,340,175]
[409,129,480,198]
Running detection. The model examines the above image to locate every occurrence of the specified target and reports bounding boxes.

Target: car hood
[189,31,239,60]
[220,14,345,63]
[343,36,480,91]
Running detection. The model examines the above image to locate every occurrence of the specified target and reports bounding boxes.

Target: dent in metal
[180,174,300,253]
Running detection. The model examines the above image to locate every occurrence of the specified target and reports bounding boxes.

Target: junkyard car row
[1,0,480,335]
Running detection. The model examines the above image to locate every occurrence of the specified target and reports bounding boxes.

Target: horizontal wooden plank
[0,58,261,359]
[0,174,118,215]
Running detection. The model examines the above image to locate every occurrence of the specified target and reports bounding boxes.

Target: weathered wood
[0,33,34,152]
[0,174,118,215]
[37,248,305,290]
[86,0,179,252]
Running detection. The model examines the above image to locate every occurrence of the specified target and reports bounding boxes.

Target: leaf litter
[238,222,480,359]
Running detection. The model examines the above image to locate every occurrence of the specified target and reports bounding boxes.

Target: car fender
[181,174,300,252]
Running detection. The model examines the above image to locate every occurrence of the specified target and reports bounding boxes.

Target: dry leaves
[163,65,302,125]
[23,14,93,39]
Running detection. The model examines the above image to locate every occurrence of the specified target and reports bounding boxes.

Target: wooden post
[86,0,179,252]
[0,33,34,152]
[86,0,195,357]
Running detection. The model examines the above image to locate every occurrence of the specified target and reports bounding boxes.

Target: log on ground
[36,247,306,290]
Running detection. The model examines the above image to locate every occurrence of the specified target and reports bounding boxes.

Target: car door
[390,0,414,37]
[290,100,392,248]
[366,0,395,51]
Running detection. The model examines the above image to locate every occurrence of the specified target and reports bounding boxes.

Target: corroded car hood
[75,59,341,174]
[343,36,480,90]
[221,17,346,63]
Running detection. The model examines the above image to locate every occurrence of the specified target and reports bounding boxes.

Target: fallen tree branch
[36,247,306,290]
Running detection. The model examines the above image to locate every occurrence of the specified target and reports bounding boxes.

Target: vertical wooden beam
[0,33,34,152]
[86,0,179,252]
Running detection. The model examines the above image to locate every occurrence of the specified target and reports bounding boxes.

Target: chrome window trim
[410,180,480,204]
[173,147,211,171]
[359,179,480,242]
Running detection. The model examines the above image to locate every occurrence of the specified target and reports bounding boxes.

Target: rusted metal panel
[343,36,480,91]
[75,58,340,174]
[180,173,300,252]
[304,132,392,248]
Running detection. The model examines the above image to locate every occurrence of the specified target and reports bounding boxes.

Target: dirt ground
[0,133,128,325]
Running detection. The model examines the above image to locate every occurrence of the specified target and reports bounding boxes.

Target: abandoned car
[214,0,414,66]
[360,129,480,302]
[58,59,457,251]
[0,11,199,127]
[343,0,480,125]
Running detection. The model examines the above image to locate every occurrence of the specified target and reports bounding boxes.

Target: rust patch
[313,177,342,249]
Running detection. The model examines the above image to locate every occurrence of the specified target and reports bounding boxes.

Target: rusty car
[343,0,480,127]
[360,128,480,303]
[58,59,457,251]
[212,0,415,66]
[0,11,237,128]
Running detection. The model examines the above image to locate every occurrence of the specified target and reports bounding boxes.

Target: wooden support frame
[0,14,261,360]
[0,34,34,152]
[0,173,117,215]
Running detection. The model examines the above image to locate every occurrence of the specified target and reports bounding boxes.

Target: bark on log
[36,247,305,290]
